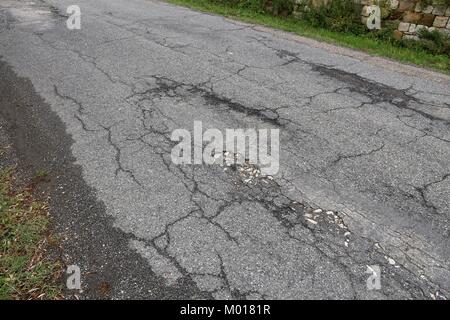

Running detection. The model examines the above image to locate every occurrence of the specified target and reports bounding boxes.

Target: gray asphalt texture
[1,0,449,300]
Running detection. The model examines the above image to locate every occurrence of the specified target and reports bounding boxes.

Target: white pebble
[306,218,318,225]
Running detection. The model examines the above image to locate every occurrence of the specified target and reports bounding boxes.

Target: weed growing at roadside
[0,168,62,300]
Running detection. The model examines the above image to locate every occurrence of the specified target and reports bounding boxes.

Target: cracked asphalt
[1,0,450,300]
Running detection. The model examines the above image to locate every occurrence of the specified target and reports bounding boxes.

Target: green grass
[167,0,450,74]
[0,168,62,300]
[33,169,49,180]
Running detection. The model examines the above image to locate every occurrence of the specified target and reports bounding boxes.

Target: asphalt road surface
[1,0,450,300]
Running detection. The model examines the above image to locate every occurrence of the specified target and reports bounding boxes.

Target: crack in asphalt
[414,173,450,215]
[331,143,386,166]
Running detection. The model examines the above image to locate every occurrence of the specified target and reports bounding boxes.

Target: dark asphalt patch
[311,64,450,124]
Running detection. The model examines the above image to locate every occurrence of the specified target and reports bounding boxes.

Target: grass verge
[0,168,62,300]
[167,0,450,74]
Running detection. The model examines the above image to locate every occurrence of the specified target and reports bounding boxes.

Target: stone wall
[395,1,450,39]
[291,0,450,39]
[360,0,450,39]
